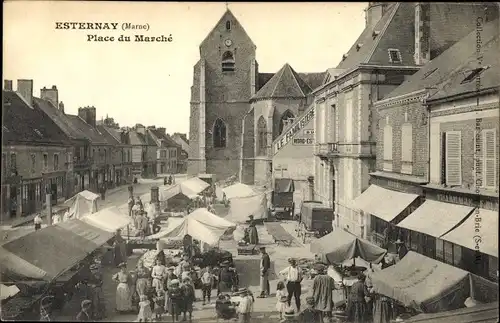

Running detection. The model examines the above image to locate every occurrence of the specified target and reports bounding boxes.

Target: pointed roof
[200,9,255,49]
[252,63,312,101]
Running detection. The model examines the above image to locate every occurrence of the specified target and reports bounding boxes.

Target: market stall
[225,192,268,224]
[221,183,256,201]
[180,177,210,197]
[370,251,499,314]
[63,190,100,220]
[80,206,132,233]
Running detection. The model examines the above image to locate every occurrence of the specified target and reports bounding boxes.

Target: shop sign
[304,129,315,135]
[435,192,475,207]
[293,138,314,145]
[274,108,315,152]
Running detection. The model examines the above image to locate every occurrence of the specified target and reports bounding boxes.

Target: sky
[3,1,367,136]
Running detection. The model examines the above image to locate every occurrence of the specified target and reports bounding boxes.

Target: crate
[237,245,256,255]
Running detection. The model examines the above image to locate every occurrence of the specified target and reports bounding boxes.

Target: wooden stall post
[46,194,52,226]
[151,186,160,214]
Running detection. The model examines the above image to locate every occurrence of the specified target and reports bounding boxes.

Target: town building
[129,124,157,179]
[147,126,182,174]
[97,124,134,187]
[2,81,73,221]
[35,86,92,193]
[171,132,189,173]
[188,9,323,184]
[313,2,498,238]
[361,16,498,282]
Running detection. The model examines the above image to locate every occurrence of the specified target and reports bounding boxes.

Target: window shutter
[483,129,497,188]
[445,131,462,186]
[474,130,483,187]
[401,123,413,162]
[345,94,353,142]
[384,125,393,160]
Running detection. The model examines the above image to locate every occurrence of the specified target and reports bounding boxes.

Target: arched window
[213,118,227,148]
[257,116,267,156]
[226,20,231,30]
[222,51,235,72]
[279,110,295,135]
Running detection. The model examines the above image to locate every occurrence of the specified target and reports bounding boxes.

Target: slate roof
[129,130,156,146]
[2,91,71,145]
[34,97,87,141]
[149,129,180,148]
[298,72,327,91]
[385,19,499,101]
[96,125,120,145]
[66,115,108,145]
[252,63,313,101]
[102,126,130,145]
[200,9,255,49]
[258,73,275,91]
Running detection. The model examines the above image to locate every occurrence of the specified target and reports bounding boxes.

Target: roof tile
[252,63,312,100]
[66,115,108,145]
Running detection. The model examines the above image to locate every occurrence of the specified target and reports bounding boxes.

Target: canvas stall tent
[225,193,268,223]
[180,177,210,196]
[158,217,226,246]
[402,302,499,323]
[310,228,387,264]
[0,284,20,301]
[56,219,114,247]
[157,184,197,211]
[221,183,256,200]
[147,217,185,240]
[80,206,132,233]
[0,246,49,280]
[186,208,236,230]
[1,225,99,280]
[64,190,100,219]
[370,251,499,313]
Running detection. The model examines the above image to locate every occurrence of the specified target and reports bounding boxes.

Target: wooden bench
[264,223,294,247]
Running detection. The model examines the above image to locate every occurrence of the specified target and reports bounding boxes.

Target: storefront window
[488,255,498,282]
[453,244,462,267]
[410,231,420,252]
[443,241,454,265]
[435,238,444,261]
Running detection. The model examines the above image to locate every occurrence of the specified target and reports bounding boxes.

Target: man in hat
[237,289,254,323]
[395,239,408,261]
[218,261,234,295]
[279,258,303,311]
[312,263,335,319]
[257,246,271,298]
[76,299,93,322]
[247,217,259,245]
[298,297,323,323]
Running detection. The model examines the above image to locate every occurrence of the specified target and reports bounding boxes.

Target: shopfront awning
[1,225,98,279]
[57,219,114,247]
[397,200,474,238]
[353,185,419,222]
[441,208,498,257]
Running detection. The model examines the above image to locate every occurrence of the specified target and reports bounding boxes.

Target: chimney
[120,131,129,144]
[4,80,13,91]
[78,106,97,128]
[59,101,65,114]
[157,127,166,135]
[135,124,146,134]
[16,79,34,106]
[414,2,431,65]
[40,85,59,109]
[365,2,389,29]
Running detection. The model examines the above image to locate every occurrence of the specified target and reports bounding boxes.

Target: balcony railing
[73,157,92,168]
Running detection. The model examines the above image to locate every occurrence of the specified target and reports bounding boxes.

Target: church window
[279,110,295,135]
[257,116,267,156]
[222,51,235,72]
[226,21,231,30]
[213,118,227,148]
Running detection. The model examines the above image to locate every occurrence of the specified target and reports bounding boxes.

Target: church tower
[188,9,258,180]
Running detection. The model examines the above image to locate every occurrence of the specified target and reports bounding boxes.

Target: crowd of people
[127,196,161,237]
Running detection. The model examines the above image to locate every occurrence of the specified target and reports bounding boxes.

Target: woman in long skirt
[135,260,151,297]
[151,258,166,292]
[113,229,128,267]
[113,263,134,313]
[373,294,392,323]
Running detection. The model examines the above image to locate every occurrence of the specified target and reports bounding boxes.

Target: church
[188,9,325,185]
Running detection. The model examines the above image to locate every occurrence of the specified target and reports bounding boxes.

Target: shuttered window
[345,94,353,143]
[445,131,462,186]
[401,123,413,174]
[435,238,444,261]
[383,125,393,171]
[483,129,497,189]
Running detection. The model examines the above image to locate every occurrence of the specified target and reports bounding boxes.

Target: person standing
[113,229,127,267]
[257,246,271,298]
[76,300,93,322]
[347,274,369,323]
[88,264,106,320]
[247,221,259,245]
[128,196,135,217]
[311,264,335,319]
[395,239,408,261]
[201,265,214,305]
[112,263,133,313]
[275,281,288,320]
[151,258,166,293]
[279,258,303,312]
[135,260,151,297]
[34,213,43,231]
[237,289,254,323]
[181,277,195,322]
[298,297,323,323]
[217,261,234,295]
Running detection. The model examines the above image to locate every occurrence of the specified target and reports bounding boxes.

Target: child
[153,289,165,321]
[137,295,153,322]
[201,266,214,305]
[166,279,183,322]
[275,281,288,320]
[237,289,254,323]
[181,277,195,322]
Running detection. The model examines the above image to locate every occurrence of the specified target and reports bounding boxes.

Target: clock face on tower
[224,39,232,47]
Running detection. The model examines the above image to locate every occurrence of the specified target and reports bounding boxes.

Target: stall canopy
[1,225,98,280]
[147,217,185,240]
[402,302,499,323]
[441,208,498,257]
[186,208,236,230]
[80,206,132,233]
[353,185,419,222]
[0,284,20,301]
[397,200,474,238]
[180,177,210,196]
[310,228,387,264]
[370,251,498,313]
[56,219,114,247]
[158,217,226,246]
[225,193,268,223]
[0,246,49,280]
[64,190,100,219]
[274,178,294,193]
[159,184,198,201]
[222,183,256,200]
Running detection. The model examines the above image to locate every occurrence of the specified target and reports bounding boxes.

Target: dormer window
[460,66,490,84]
[226,20,231,30]
[222,51,235,72]
[342,54,348,61]
[372,30,380,39]
[388,49,402,63]
[356,43,363,52]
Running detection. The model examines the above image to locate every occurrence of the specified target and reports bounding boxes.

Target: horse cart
[296,201,334,243]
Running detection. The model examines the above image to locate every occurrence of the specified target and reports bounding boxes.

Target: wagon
[271,178,295,219]
[296,201,334,243]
